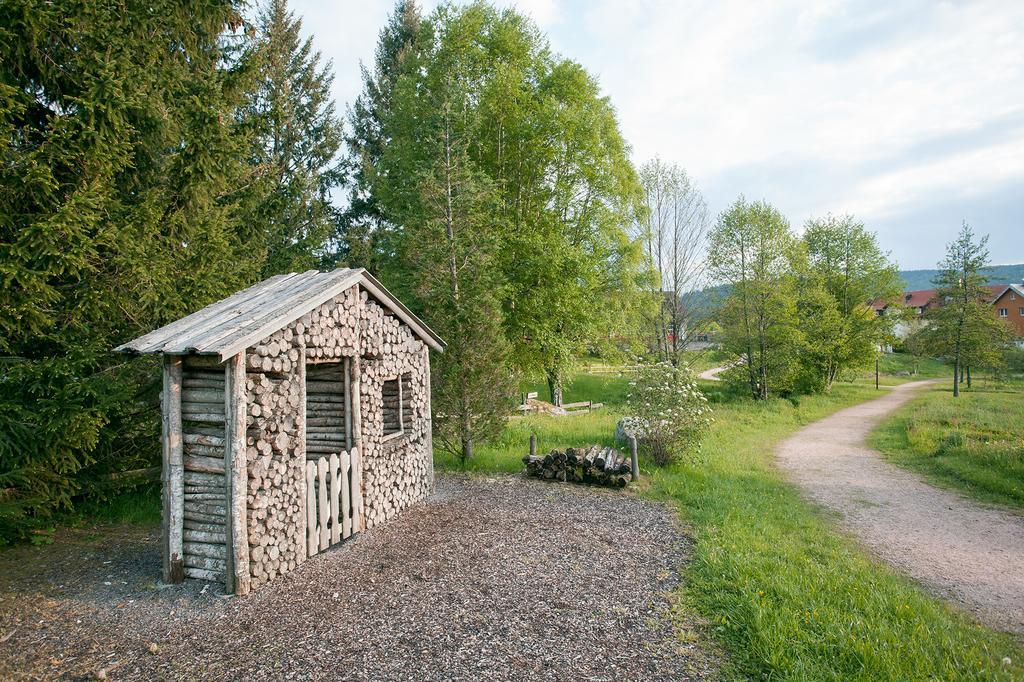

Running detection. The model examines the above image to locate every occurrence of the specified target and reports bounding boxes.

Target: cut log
[182,519,226,532]
[181,413,226,424]
[184,443,224,458]
[182,389,225,404]
[184,455,226,474]
[184,567,224,581]
[183,471,225,486]
[184,433,226,448]
[184,541,227,559]
[184,528,227,544]
[184,554,227,572]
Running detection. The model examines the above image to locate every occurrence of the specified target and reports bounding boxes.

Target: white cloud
[287,0,1024,267]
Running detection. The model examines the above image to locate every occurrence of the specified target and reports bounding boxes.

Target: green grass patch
[518,371,633,408]
[870,382,1024,511]
[877,352,949,379]
[442,375,1023,679]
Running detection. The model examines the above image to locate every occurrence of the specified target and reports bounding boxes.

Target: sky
[289,0,1024,270]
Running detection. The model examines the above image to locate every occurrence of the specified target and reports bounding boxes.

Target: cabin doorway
[303,359,363,556]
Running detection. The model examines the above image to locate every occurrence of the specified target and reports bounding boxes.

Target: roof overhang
[114,268,445,361]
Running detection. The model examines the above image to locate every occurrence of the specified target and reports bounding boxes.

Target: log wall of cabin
[241,284,433,590]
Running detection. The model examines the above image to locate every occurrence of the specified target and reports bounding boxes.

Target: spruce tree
[335,0,422,268]
[242,0,344,276]
[0,0,260,540]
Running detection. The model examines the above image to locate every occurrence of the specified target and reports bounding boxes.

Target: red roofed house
[872,284,1016,340]
[991,283,1024,341]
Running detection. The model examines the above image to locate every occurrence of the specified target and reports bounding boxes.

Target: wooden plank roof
[114,268,445,360]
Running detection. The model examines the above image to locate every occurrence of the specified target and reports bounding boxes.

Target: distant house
[871,285,1011,339]
[990,283,1024,340]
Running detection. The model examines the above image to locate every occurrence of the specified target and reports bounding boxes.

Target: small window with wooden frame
[382,372,414,441]
[305,361,349,457]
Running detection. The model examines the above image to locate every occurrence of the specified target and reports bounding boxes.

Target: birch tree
[708,198,801,399]
[635,159,710,363]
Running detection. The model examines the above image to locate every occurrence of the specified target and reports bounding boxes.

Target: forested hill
[690,263,1024,311]
[899,263,1024,290]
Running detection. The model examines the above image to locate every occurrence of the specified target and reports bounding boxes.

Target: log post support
[297,339,308,563]
[162,355,185,584]
[425,346,435,492]
[225,352,251,595]
[529,433,537,458]
[350,284,365,531]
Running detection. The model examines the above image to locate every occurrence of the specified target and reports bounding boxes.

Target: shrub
[626,361,712,466]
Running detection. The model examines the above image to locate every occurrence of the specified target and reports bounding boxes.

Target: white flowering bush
[626,361,712,466]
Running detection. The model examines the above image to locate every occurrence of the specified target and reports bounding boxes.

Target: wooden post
[424,347,435,492]
[297,344,307,564]
[350,284,364,531]
[305,462,317,556]
[629,435,640,481]
[344,356,352,450]
[162,355,185,584]
[225,352,250,595]
[529,434,537,457]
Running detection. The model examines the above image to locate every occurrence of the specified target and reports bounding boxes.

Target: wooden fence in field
[305,448,364,557]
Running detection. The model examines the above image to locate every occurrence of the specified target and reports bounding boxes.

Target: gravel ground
[0,474,716,680]
[777,381,1024,635]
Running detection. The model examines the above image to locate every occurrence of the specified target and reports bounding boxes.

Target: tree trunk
[953,357,960,397]
[461,437,473,463]
[966,366,972,389]
[547,370,563,407]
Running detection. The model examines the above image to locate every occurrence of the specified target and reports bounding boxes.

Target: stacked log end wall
[242,284,432,588]
[358,292,432,530]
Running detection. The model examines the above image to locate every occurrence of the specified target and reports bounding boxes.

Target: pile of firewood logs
[522,445,632,488]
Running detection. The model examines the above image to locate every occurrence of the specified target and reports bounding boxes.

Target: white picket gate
[305,448,363,557]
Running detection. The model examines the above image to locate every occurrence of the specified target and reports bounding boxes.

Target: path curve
[777,381,1024,634]
[698,365,729,381]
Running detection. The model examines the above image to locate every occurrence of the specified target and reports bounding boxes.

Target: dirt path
[777,381,1024,635]
[697,365,728,381]
[0,475,715,680]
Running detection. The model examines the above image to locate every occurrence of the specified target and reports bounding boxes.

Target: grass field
[439,371,1024,679]
[870,381,1024,511]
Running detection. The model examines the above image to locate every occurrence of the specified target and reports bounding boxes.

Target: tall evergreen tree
[335,0,422,268]
[242,0,344,276]
[0,0,260,540]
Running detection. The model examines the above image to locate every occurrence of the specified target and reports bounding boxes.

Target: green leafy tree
[708,198,802,399]
[242,0,345,275]
[369,2,646,409]
[799,215,903,390]
[335,0,422,268]
[375,10,513,462]
[921,223,1011,396]
[0,1,261,540]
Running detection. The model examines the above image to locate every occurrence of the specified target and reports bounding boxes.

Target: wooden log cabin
[115,269,444,594]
